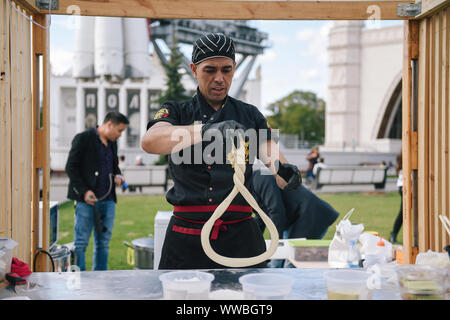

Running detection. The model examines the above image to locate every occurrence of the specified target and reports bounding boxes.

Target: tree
[154,38,190,165]
[266,90,325,142]
[157,38,191,104]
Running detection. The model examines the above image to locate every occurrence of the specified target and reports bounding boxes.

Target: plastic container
[363,254,386,268]
[360,233,393,262]
[346,240,361,268]
[324,269,373,300]
[363,237,387,268]
[0,238,18,281]
[154,211,172,269]
[159,271,214,300]
[375,237,388,262]
[239,273,295,300]
[366,263,401,300]
[395,265,446,300]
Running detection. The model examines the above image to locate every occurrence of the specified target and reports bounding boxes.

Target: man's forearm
[141,122,202,155]
[259,140,288,175]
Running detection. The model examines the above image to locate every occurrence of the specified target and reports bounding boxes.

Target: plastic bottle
[363,237,387,268]
[347,240,361,268]
[375,237,387,263]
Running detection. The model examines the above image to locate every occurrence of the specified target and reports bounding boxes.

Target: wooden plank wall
[0,0,49,269]
[0,0,12,241]
[416,5,450,254]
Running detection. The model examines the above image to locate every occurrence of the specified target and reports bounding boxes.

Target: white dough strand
[200,134,279,267]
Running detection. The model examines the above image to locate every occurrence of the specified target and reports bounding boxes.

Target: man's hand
[84,190,98,206]
[201,120,246,138]
[114,174,125,187]
[276,160,302,190]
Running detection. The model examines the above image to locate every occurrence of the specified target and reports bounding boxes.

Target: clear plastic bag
[415,249,450,269]
[328,209,364,268]
[0,238,18,281]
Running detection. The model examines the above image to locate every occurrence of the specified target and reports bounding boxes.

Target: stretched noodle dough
[200,134,279,267]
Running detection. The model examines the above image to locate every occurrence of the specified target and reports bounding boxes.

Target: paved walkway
[50,177,398,203]
[307,177,398,194]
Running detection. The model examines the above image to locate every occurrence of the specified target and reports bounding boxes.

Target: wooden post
[31,13,51,272]
[402,19,419,264]
[417,17,431,252]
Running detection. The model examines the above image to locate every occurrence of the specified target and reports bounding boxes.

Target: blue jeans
[73,200,115,271]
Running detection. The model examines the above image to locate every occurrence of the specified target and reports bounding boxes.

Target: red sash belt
[172,214,253,240]
[173,204,252,213]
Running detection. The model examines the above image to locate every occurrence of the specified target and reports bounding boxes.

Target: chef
[141,32,301,269]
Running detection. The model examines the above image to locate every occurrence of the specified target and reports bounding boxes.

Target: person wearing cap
[142,33,301,269]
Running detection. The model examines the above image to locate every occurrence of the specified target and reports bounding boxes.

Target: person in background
[65,111,129,271]
[252,167,339,267]
[389,151,403,244]
[135,155,145,166]
[312,157,327,177]
[118,155,126,170]
[306,146,320,183]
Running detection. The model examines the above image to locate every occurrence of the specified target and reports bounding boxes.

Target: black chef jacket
[147,89,272,209]
[147,89,272,269]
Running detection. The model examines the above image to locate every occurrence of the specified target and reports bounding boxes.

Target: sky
[49,16,402,116]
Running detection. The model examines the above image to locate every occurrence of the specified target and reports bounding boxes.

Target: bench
[120,165,169,192]
[314,166,388,190]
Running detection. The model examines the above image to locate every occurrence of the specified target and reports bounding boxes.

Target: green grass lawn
[58,195,173,270]
[58,192,402,270]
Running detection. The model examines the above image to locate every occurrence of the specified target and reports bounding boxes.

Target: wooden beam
[36,0,415,20]
[416,0,450,19]
[11,0,40,14]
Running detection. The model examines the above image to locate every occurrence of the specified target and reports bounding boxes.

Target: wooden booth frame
[0,0,449,271]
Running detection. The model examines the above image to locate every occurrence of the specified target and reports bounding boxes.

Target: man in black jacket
[251,168,339,267]
[65,111,129,271]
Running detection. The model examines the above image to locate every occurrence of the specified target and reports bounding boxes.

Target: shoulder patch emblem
[154,108,169,120]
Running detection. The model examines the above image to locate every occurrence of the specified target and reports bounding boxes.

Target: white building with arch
[324,21,403,154]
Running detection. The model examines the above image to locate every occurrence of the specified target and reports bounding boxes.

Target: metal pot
[49,245,71,272]
[123,237,154,269]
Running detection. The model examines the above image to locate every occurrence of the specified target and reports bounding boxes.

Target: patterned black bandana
[192,33,235,64]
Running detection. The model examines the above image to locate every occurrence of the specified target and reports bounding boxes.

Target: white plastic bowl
[159,271,214,300]
[323,269,372,300]
[239,273,295,300]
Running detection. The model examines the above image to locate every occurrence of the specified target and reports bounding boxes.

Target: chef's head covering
[192,33,235,64]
